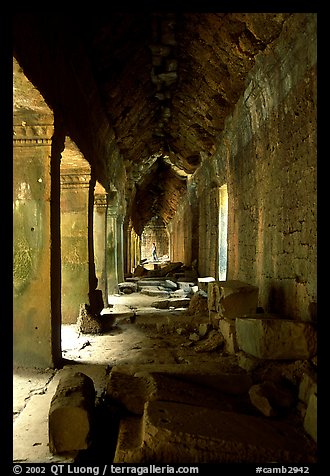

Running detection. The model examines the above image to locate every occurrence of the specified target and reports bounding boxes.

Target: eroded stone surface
[114,400,316,463]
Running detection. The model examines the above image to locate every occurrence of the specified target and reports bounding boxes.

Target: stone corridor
[12,12,317,469]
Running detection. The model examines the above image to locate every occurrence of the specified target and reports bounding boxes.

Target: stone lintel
[13,124,54,144]
[94,192,108,208]
[60,172,91,189]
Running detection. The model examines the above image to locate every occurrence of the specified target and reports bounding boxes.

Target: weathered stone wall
[168,177,199,266]
[171,14,317,321]
[225,13,316,321]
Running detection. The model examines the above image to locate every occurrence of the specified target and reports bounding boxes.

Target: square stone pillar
[94,191,109,307]
[117,215,124,284]
[13,118,61,368]
[106,207,119,294]
[60,171,90,323]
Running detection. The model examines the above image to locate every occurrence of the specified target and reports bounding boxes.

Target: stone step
[114,400,316,463]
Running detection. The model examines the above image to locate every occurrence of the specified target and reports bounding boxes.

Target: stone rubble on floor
[14,275,317,464]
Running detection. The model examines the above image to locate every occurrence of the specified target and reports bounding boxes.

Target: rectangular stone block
[208,280,258,317]
[304,393,317,443]
[219,319,238,354]
[236,318,317,360]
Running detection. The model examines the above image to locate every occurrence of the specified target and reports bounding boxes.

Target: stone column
[126,221,133,275]
[106,205,119,294]
[60,171,90,324]
[135,234,141,269]
[117,215,125,284]
[94,191,109,307]
[13,116,62,368]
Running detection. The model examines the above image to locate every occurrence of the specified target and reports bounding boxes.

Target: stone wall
[169,14,317,321]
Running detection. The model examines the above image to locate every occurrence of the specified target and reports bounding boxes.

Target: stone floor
[13,291,317,465]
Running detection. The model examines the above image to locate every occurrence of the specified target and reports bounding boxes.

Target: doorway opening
[218,184,228,281]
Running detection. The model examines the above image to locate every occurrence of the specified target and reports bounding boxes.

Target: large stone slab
[107,368,246,415]
[114,400,316,463]
[236,318,317,360]
[140,286,170,297]
[106,364,253,414]
[208,280,258,318]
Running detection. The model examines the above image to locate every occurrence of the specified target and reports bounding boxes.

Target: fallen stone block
[151,293,190,309]
[208,280,258,318]
[236,318,317,360]
[107,369,243,416]
[118,282,137,293]
[140,286,170,297]
[164,279,178,290]
[49,372,95,454]
[107,363,253,397]
[169,289,187,298]
[177,281,195,293]
[168,297,190,308]
[198,276,215,293]
[157,261,183,276]
[304,393,317,443]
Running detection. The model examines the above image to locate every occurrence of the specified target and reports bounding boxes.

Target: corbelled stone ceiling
[13,12,290,234]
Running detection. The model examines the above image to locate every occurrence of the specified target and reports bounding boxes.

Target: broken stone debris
[73,274,317,460]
